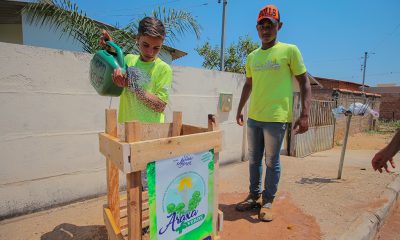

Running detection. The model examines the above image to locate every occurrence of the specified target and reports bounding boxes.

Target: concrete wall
[0,24,23,44]
[0,42,246,219]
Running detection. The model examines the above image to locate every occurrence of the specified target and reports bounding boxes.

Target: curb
[339,174,400,240]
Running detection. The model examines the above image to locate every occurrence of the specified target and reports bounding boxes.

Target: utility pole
[361,51,374,95]
[361,51,368,94]
[218,0,227,71]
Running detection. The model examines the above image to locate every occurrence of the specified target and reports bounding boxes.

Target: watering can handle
[105,41,125,68]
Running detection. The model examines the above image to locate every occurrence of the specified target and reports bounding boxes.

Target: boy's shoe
[235,193,261,212]
[259,201,273,222]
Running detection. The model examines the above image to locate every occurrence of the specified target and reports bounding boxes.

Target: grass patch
[363,120,399,135]
[378,120,400,132]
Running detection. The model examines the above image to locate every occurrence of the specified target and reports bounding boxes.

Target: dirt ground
[0,131,395,240]
[338,132,394,150]
[218,131,394,240]
[375,199,400,240]
[219,192,321,240]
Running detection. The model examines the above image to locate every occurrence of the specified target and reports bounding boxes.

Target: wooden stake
[106,109,120,227]
[337,113,352,179]
[125,121,142,240]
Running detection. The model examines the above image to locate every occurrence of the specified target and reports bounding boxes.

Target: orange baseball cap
[257,4,280,24]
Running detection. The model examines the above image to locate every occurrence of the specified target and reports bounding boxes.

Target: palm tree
[22,0,202,54]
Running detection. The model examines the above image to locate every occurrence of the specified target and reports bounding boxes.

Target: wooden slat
[106,109,120,228]
[129,130,222,171]
[172,111,182,136]
[139,123,173,140]
[120,201,149,218]
[217,209,224,232]
[120,191,148,208]
[208,114,220,236]
[103,208,125,240]
[99,133,130,172]
[121,220,149,238]
[125,121,142,240]
[120,209,149,228]
[182,124,209,135]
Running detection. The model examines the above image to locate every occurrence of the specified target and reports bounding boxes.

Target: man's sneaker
[235,193,261,212]
[259,201,273,222]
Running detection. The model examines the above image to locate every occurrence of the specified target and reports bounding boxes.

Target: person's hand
[112,68,127,87]
[293,115,309,134]
[236,112,244,126]
[372,147,396,173]
[99,30,112,50]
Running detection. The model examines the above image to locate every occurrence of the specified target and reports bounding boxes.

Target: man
[235,4,311,222]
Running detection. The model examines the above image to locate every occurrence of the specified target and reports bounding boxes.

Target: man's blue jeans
[247,118,287,203]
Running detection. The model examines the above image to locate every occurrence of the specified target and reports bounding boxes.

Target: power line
[370,23,400,53]
[91,1,211,18]
[88,0,182,14]
[307,57,359,63]
[338,71,400,81]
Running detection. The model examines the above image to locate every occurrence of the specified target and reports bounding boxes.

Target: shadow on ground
[219,203,260,223]
[41,223,107,240]
[296,177,340,185]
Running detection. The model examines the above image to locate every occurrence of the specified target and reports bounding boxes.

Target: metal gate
[290,95,335,157]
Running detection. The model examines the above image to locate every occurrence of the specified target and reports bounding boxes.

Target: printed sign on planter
[147,150,214,240]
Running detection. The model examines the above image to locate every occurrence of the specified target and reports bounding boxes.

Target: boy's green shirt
[245,42,306,123]
[118,54,172,123]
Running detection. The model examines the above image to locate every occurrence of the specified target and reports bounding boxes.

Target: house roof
[0,0,187,60]
[307,73,324,88]
[333,88,381,97]
[314,76,369,88]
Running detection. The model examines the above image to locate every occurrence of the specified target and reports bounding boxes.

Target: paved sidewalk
[0,148,399,240]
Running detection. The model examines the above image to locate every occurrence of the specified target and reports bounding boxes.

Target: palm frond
[22,1,201,54]
[151,7,202,46]
[22,0,113,53]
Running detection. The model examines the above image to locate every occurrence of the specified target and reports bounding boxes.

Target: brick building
[368,84,400,121]
[309,76,381,142]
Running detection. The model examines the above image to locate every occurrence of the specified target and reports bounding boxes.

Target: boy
[235,4,312,222]
[99,16,172,124]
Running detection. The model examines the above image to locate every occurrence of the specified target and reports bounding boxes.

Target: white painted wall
[165,66,247,164]
[0,42,247,218]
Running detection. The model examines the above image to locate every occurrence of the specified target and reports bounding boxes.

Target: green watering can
[89,41,126,96]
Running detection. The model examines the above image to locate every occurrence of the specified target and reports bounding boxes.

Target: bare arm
[293,72,312,134]
[236,77,252,126]
[372,129,400,173]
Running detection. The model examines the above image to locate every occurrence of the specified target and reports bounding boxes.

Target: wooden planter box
[99,109,223,240]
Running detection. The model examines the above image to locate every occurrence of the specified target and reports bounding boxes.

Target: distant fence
[290,96,335,157]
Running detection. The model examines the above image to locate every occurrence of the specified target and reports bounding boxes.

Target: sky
[73,0,400,87]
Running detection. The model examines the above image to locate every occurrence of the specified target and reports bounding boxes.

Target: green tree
[22,0,202,54]
[195,36,259,73]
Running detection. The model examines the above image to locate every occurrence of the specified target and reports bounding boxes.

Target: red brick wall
[311,88,333,100]
[378,93,400,120]
[369,87,400,120]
